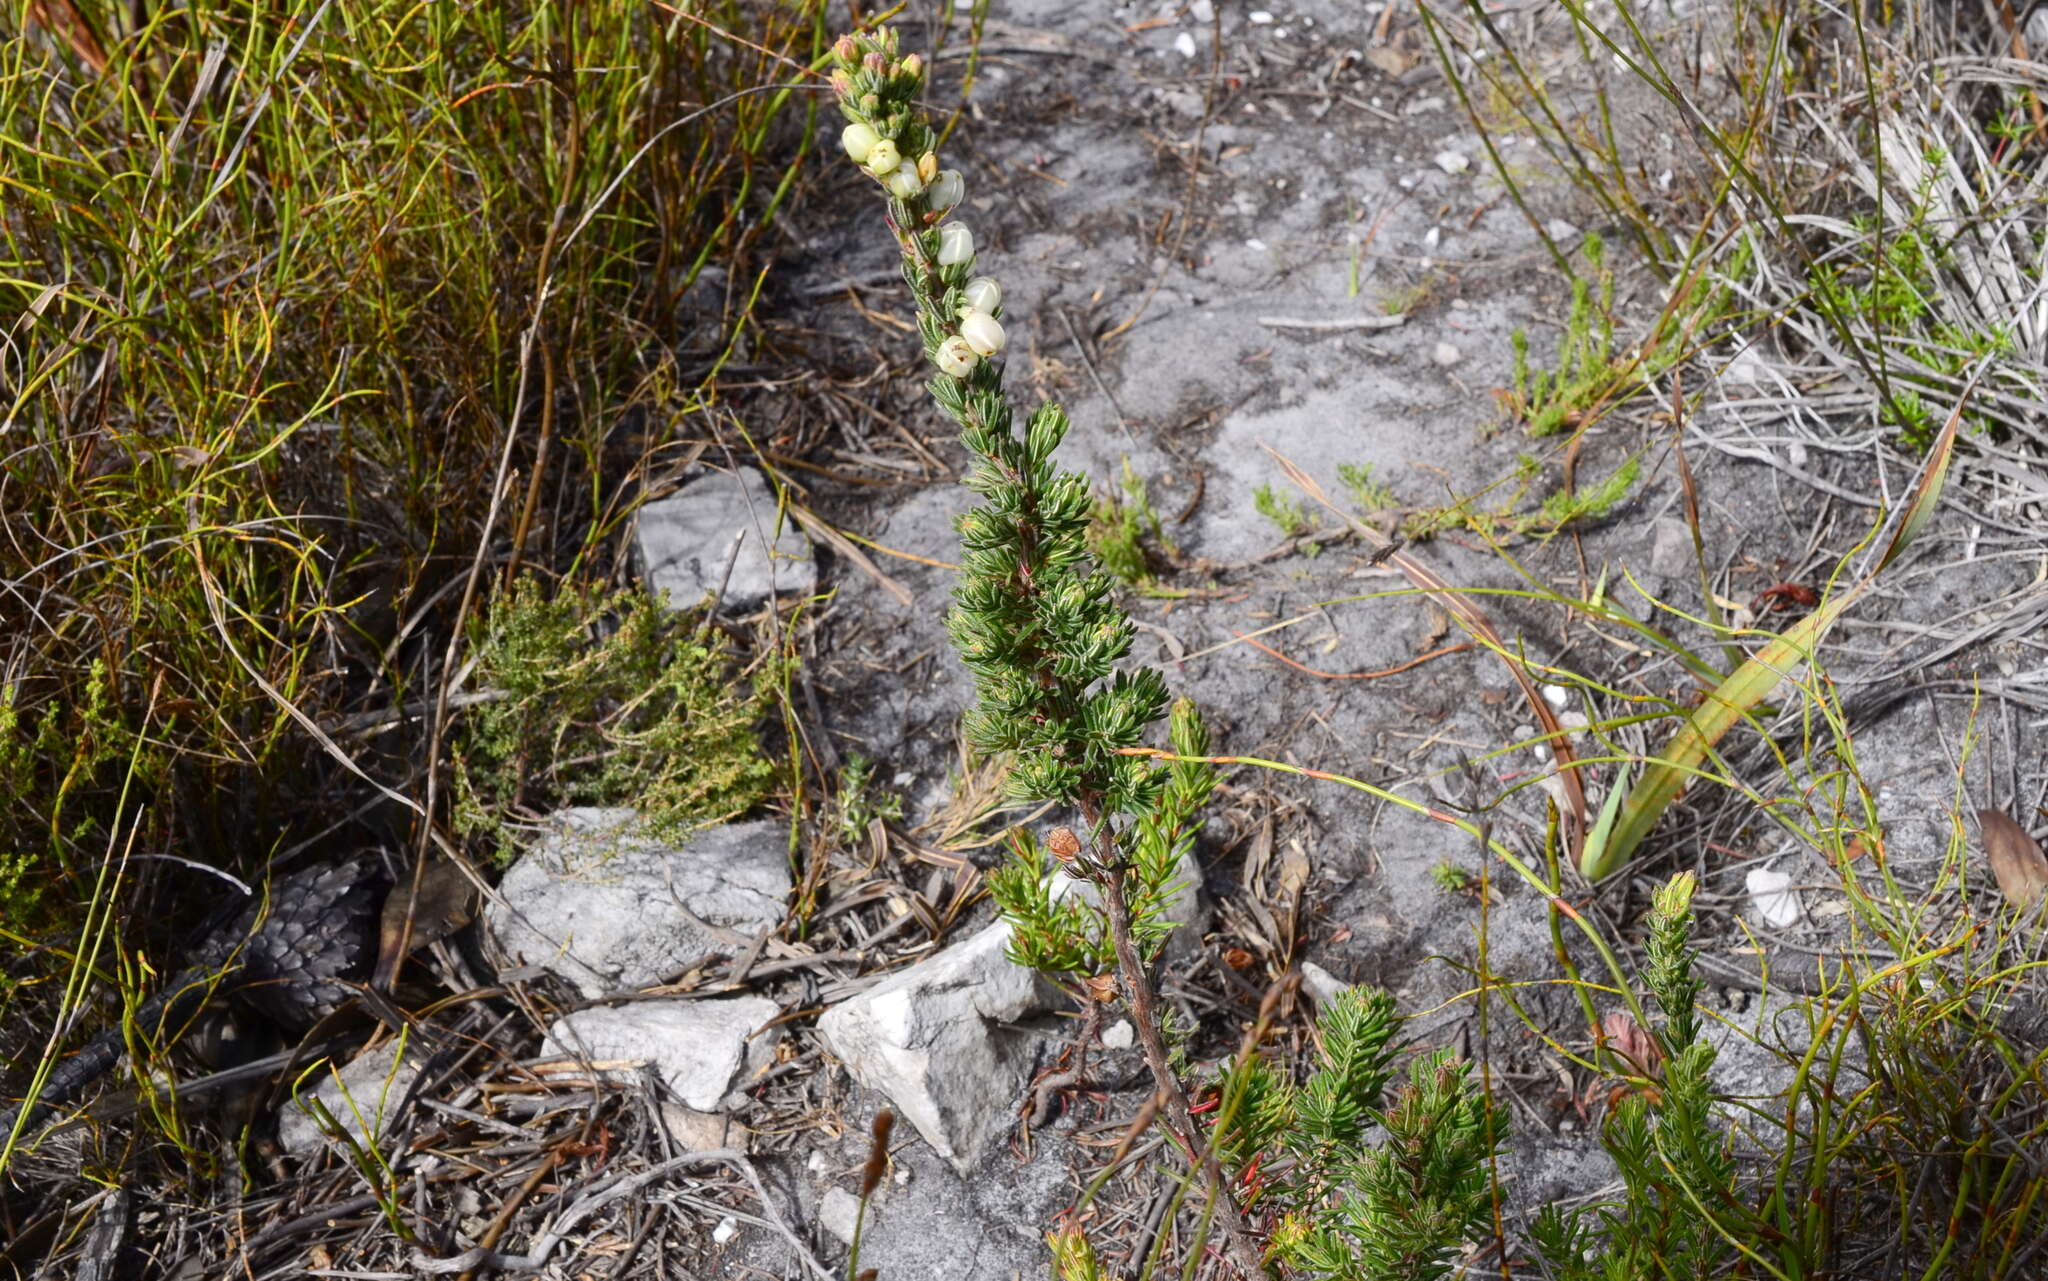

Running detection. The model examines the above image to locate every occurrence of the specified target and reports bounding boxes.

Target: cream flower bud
[901,53,923,80]
[936,222,975,267]
[917,151,939,184]
[959,310,1006,357]
[927,169,964,212]
[962,276,1002,315]
[936,335,979,377]
[841,122,880,164]
[863,138,901,176]
[883,166,924,199]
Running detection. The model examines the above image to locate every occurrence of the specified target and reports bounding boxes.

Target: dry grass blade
[784,501,913,606]
[1978,810,2048,911]
[1261,444,1589,852]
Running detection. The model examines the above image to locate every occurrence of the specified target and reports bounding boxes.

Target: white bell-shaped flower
[935,335,979,377]
[841,122,880,164]
[927,169,965,212]
[958,311,1006,357]
[864,139,902,176]
[883,166,924,200]
[936,222,975,267]
[962,276,1002,315]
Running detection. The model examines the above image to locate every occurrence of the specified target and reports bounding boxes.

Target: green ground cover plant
[1088,460,1177,589]
[1253,483,1317,538]
[451,578,781,856]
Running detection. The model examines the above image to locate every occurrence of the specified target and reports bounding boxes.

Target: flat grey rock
[815,921,1060,1173]
[545,996,780,1112]
[487,809,788,999]
[1300,960,1351,1007]
[278,1040,422,1158]
[636,468,814,612]
[1649,514,1695,581]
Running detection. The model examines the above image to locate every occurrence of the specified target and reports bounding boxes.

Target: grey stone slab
[544,996,781,1112]
[636,468,815,612]
[487,809,788,999]
[815,921,1060,1173]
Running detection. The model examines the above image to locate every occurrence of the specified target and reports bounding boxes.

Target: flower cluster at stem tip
[830,30,1006,379]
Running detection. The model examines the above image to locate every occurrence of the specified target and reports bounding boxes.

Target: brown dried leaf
[1979,809,2048,910]
[373,853,480,989]
[1600,1011,1663,1079]
[1364,45,1416,77]
[1083,973,1121,1004]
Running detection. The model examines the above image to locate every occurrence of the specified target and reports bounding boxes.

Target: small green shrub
[1529,873,1737,1280]
[1088,460,1176,587]
[989,698,1211,976]
[1256,988,1503,1280]
[1806,200,2012,452]
[1429,860,1477,895]
[1534,456,1641,532]
[831,752,904,849]
[832,26,1498,1277]
[1255,482,1317,538]
[1339,462,1399,513]
[1508,235,1619,436]
[452,578,778,856]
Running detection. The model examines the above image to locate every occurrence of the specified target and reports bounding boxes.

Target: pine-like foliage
[829,28,1501,1280]
[1259,988,1501,1280]
[945,396,1171,814]
[989,697,1212,975]
[1531,872,1741,1280]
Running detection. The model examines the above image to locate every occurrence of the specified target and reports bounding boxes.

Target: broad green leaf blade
[1577,761,1633,882]
[1588,588,1863,879]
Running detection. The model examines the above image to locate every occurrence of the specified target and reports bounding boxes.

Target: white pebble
[1433,150,1470,175]
[1746,867,1804,929]
[1245,238,1267,251]
[1432,342,1462,368]
[1102,1020,1136,1050]
[1249,10,1274,23]
[1191,0,1215,18]
[1299,962,1350,1006]
[712,1216,740,1245]
[1174,31,1197,58]
[1542,683,1569,709]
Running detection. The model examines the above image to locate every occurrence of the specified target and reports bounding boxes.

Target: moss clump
[453,578,779,857]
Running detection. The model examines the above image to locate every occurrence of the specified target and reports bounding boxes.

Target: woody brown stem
[1085,799,1270,1280]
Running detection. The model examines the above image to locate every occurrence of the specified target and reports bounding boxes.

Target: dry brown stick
[452,1144,564,1281]
[1027,999,1105,1132]
[1086,805,1269,1280]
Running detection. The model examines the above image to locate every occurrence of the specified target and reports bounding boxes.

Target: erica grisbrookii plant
[828,28,1500,1280]
[827,28,1268,1278]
